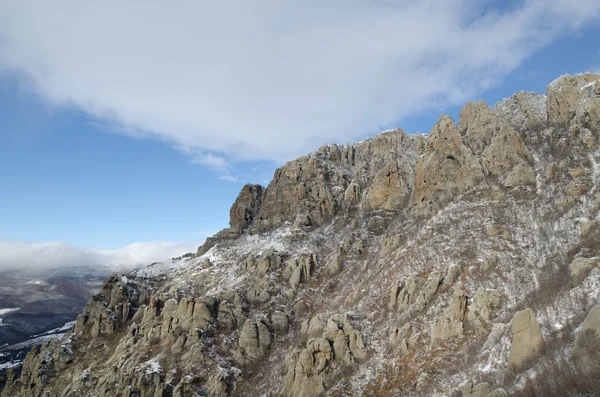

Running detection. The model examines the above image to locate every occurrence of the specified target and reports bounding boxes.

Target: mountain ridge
[2,72,600,397]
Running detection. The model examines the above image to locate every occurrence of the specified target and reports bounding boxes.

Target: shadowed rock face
[4,73,600,397]
[229,184,263,233]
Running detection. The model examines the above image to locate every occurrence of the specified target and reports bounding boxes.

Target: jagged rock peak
[493,91,547,131]
[547,72,600,130]
[412,114,484,215]
[229,184,263,233]
[222,73,600,234]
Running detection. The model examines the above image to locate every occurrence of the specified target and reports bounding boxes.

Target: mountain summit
[3,73,600,397]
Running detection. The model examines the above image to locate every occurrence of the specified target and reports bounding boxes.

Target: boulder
[284,254,317,289]
[246,278,271,305]
[389,323,412,356]
[574,305,600,356]
[271,311,290,336]
[508,308,544,371]
[569,256,599,285]
[238,319,272,361]
[282,338,331,397]
[581,220,600,249]
[300,313,328,343]
[462,382,490,397]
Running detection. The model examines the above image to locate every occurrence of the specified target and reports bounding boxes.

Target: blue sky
[0,1,599,268]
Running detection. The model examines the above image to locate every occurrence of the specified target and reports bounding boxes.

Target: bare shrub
[509,331,600,397]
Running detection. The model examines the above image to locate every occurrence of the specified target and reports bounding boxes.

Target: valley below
[0,266,117,390]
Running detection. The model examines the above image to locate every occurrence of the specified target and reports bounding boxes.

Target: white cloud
[186,149,230,171]
[0,239,201,271]
[0,1,598,164]
[220,175,238,182]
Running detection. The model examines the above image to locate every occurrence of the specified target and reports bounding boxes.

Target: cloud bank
[0,239,201,271]
[0,1,599,165]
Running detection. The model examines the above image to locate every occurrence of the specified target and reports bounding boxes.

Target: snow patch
[134,258,189,278]
[580,79,599,90]
[0,308,20,316]
[32,321,76,338]
[1,333,67,351]
[140,356,162,374]
[0,360,23,371]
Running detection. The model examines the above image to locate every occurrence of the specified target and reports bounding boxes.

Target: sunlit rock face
[4,73,600,397]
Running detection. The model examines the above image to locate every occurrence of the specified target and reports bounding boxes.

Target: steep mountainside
[3,73,600,397]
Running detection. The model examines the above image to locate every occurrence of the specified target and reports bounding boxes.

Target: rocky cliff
[3,73,600,397]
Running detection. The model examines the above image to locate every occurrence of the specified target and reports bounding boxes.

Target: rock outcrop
[494,92,547,131]
[462,382,491,397]
[462,383,507,397]
[569,256,599,285]
[229,184,263,233]
[238,319,271,361]
[547,73,600,132]
[460,101,535,188]
[255,130,416,231]
[283,313,366,397]
[4,73,600,397]
[412,115,484,215]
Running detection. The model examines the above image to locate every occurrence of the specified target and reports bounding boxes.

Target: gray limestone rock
[238,319,272,361]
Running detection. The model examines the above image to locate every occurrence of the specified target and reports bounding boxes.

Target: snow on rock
[4,72,600,397]
[140,356,162,374]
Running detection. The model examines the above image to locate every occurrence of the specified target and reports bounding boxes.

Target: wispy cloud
[220,175,238,182]
[189,152,229,171]
[0,1,599,165]
[0,239,201,271]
